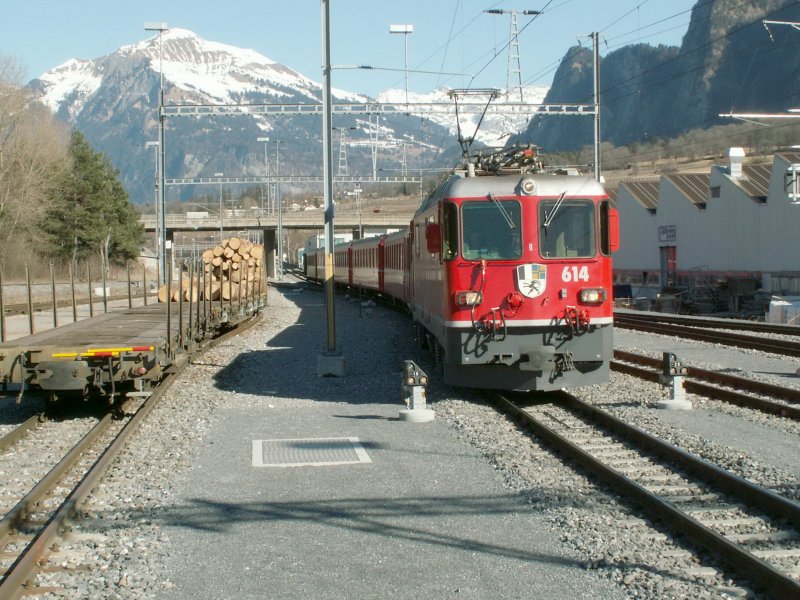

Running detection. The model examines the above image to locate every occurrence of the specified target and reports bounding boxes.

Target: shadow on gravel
[0,393,108,424]
[330,414,398,421]
[145,494,589,567]
[0,395,46,425]
[212,286,429,405]
[83,494,747,594]
[758,370,800,379]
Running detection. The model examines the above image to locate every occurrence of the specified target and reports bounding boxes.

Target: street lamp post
[389,24,413,105]
[346,185,363,239]
[145,140,160,284]
[274,140,283,281]
[214,172,224,239]
[319,0,345,376]
[144,22,168,283]
[256,136,270,214]
[356,184,362,239]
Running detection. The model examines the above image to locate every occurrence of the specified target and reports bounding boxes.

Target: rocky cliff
[516,0,800,152]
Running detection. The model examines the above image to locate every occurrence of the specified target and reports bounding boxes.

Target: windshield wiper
[543,191,567,231]
[487,193,516,229]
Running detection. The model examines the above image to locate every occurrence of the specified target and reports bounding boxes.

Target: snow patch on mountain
[376,85,549,145]
[33,26,544,139]
[36,58,102,113]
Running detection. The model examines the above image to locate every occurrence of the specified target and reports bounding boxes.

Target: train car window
[461,200,522,260]
[538,199,595,259]
[441,203,458,261]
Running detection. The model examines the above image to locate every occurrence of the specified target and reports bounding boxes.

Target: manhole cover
[252,437,372,467]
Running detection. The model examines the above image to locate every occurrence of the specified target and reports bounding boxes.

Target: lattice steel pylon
[485,9,539,103]
[337,128,349,176]
[369,113,380,180]
[507,11,523,103]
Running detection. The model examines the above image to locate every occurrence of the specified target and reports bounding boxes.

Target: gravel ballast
[6,284,796,599]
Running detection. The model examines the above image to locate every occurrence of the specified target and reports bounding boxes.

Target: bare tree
[0,55,69,272]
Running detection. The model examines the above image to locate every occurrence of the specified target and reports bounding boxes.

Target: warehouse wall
[707,166,763,272]
[612,188,658,273]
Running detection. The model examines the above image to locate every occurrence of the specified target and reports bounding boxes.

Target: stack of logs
[158,237,265,302]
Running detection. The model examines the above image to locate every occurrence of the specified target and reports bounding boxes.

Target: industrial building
[612,149,800,316]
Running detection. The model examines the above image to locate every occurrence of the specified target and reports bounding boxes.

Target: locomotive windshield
[539,199,595,258]
[461,200,522,260]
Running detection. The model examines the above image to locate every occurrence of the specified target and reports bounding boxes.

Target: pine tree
[43,130,144,269]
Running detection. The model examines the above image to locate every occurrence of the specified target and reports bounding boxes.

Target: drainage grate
[251,437,372,467]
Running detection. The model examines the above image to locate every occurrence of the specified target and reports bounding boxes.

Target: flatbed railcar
[306,147,619,392]
[0,294,264,404]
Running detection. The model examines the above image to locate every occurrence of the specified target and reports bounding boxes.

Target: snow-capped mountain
[29,29,548,204]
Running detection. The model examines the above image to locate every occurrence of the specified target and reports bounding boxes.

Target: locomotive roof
[416,172,607,215]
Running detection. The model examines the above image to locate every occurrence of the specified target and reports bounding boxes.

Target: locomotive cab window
[442,202,458,260]
[539,199,595,259]
[461,200,522,260]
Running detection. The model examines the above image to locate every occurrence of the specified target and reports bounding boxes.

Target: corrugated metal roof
[777,152,800,164]
[605,187,618,208]
[619,181,659,213]
[733,164,770,202]
[665,173,709,207]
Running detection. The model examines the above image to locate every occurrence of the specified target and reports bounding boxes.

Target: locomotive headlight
[579,288,608,303]
[520,177,536,195]
[455,290,483,306]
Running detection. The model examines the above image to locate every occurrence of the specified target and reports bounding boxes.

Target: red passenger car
[381,230,410,302]
[350,236,382,292]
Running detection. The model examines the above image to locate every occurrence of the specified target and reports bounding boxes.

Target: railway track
[615,315,800,357]
[0,414,43,453]
[0,408,135,595]
[615,309,800,336]
[0,312,261,597]
[611,349,800,420]
[494,391,800,598]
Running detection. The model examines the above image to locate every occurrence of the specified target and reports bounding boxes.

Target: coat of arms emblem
[516,263,546,298]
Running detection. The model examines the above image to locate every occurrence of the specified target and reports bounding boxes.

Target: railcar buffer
[399,360,434,422]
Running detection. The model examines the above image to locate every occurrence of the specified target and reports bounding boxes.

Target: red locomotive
[306,147,618,391]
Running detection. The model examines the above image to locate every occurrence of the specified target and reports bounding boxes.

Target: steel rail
[615,310,800,336]
[493,392,800,598]
[615,350,800,402]
[615,317,800,357]
[612,350,800,420]
[0,415,111,545]
[0,414,42,453]
[0,312,263,597]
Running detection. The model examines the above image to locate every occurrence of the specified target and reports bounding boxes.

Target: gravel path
[3,285,795,598]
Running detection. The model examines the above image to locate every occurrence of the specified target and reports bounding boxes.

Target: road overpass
[138,207,413,234]
[139,205,416,278]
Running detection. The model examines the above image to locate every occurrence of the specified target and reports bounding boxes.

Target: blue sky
[4,0,697,96]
